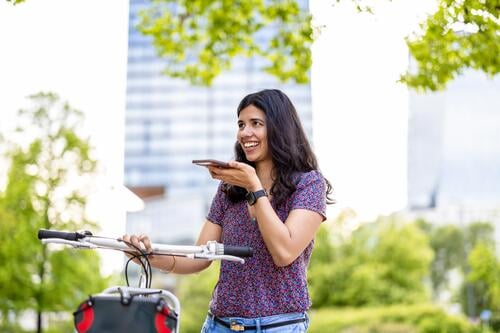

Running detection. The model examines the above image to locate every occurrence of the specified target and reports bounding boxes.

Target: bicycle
[37,229,253,333]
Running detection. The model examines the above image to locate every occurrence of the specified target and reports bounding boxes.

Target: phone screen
[192,159,230,168]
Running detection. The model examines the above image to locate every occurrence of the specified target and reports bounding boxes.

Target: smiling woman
[123,89,334,333]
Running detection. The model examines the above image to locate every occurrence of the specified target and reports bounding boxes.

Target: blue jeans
[201,312,309,333]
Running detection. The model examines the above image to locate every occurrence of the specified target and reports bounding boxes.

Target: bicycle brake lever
[41,238,97,249]
[194,253,245,264]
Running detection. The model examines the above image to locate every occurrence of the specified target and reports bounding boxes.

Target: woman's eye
[238,123,244,129]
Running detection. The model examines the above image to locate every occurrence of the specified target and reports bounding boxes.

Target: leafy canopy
[467,243,500,313]
[7,0,498,91]
[136,0,312,86]
[401,0,500,91]
[137,0,499,90]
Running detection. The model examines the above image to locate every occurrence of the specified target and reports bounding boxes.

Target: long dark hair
[224,89,334,207]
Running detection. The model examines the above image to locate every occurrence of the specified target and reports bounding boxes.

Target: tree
[0,92,108,332]
[415,221,466,297]
[309,216,433,307]
[416,220,497,318]
[8,0,498,91]
[466,243,500,314]
[0,206,34,332]
[135,0,312,86]
[136,0,499,90]
[401,0,500,91]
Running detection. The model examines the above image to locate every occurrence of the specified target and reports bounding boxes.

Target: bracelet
[161,256,176,274]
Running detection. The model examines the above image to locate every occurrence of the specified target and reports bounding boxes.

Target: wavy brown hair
[223,89,334,208]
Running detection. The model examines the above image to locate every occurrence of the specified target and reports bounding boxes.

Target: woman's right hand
[208,161,262,192]
[121,234,178,273]
[120,233,155,264]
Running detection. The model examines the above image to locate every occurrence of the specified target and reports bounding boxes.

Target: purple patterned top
[207,170,327,317]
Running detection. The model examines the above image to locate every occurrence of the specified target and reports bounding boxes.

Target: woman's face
[237,105,271,164]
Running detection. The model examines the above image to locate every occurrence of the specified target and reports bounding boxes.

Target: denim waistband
[207,311,308,331]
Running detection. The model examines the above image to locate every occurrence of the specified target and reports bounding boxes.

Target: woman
[123,89,334,332]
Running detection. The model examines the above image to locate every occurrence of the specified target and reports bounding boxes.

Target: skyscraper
[407,70,500,227]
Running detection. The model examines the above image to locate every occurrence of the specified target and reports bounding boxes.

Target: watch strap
[246,189,268,205]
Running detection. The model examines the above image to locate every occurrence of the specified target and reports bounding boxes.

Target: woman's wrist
[160,256,176,274]
[247,178,263,192]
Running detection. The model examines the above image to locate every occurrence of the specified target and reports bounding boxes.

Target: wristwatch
[245,189,268,206]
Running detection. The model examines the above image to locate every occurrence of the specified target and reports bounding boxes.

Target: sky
[310,0,435,221]
[0,0,131,273]
[0,0,436,271]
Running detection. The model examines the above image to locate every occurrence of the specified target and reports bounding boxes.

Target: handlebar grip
[223,245,253,258]
[38,229,85,241]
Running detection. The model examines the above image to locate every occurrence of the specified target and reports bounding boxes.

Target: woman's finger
[122,234,139,251]
[121,234,143,264]
[207,166,218,177]
[139,234,154,258]
[132,235,146,250]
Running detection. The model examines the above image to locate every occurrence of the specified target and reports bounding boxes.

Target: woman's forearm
[152,255,212,274]
[253,198,296,266]
[253,197,323,267]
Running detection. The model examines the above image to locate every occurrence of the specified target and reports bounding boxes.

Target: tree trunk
[37,310,42,333]
[36,240,48,333]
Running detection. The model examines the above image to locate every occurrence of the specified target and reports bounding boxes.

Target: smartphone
[192,159,230,168]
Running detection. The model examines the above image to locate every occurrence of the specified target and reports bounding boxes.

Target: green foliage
[0,208,35,331]
[177,263,219,333]
[416,220,467,296]
[8,0,498,91]
[416,220,497,319]
[401,0,500,91]
[138,0,499,90]
[0,92,109,331]
[309,216,433,307]
[308,304,481,333]
[136,0,312,86]
[465,243,500,314]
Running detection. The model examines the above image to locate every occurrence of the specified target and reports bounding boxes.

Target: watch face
[245,191,256,205]
[246,190,268,205]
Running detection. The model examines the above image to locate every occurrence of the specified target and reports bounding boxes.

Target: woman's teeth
[244,142,258,148]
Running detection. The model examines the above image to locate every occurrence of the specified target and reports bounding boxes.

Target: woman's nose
[240,125,253,137]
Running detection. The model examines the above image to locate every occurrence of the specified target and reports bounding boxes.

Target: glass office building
[407,70,500,228]
[124,0,312,242]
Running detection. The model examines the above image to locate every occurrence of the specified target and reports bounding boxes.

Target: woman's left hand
[207,161,262,191]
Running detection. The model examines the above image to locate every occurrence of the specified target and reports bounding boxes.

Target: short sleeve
[207,182,228,226]
[290,171,327,221]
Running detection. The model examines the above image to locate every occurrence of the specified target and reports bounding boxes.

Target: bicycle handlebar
[38,229,88,241]
[38,229,253,263]
[222,245,253,257]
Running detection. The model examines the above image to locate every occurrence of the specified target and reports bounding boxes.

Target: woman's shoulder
[288,170,327,213]
[294,170,325,187]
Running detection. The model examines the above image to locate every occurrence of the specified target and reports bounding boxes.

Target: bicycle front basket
[73,292,177,333]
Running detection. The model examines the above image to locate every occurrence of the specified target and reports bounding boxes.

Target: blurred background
[0,0,499,332]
